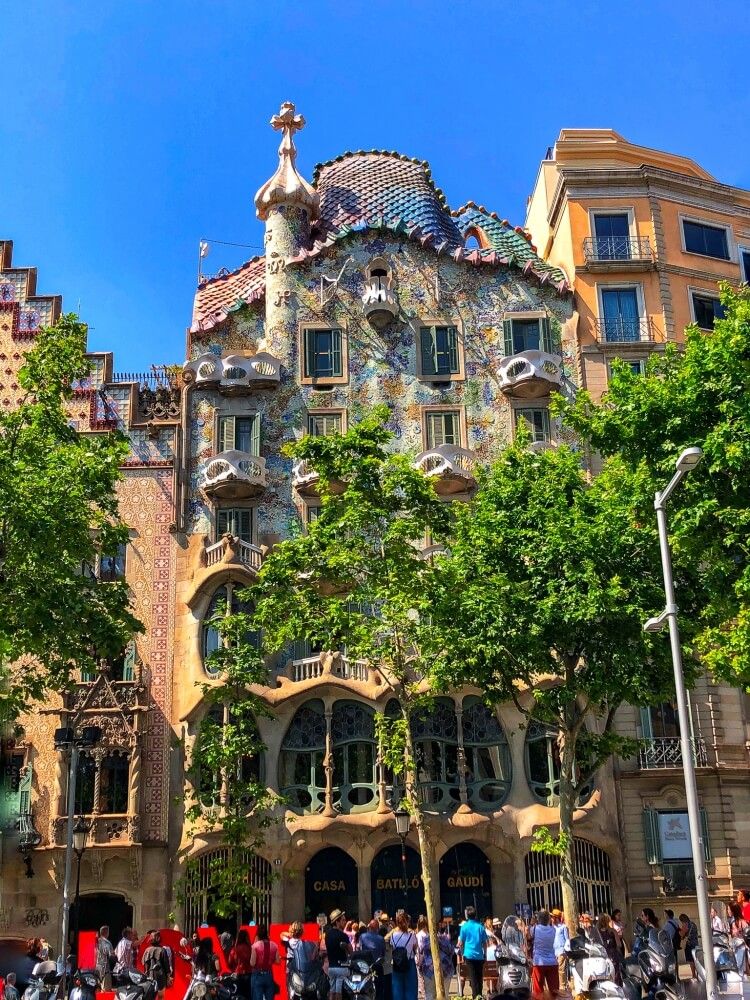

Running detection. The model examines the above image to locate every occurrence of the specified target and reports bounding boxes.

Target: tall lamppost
[71,815,92,968]
[394,807,411,908]
[643,446,718,1000]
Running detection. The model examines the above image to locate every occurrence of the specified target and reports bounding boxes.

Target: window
[331,701,378,814]
[109,642,136,682]
[691,292,726,330]
[502,316,556,356]
[99,753,129,813]
[196,704,262,808]
[461,698,512,811]
[642,807,711,895]
[218,415,260,454]
[74,754,96,813]
[682,220,730,260]
[419,325,460,377]
[742,249,750,283]
[609,358,646,378]
[305,505,321,525]
[411,699,460,812]
[525,722,592,806]
[642,701,680,740]
[99,543,127,582]
[201,585,260,677]
[308,411,343,436]
[425,410,461,449]
[593,213,631,259]
[303,327,344,381]
[515,407,551,443]
[280,700,327,813]
[216,508,253,542]
[599,287,642,342]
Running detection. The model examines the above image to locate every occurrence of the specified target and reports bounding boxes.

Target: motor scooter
[694,930,743,995]
[185,972,237,1000]
[287,941,329,1000]
[494,916,531,997]
[622,924,682,1000]
[342,952,376,1000]
[566,925,623,1000]
[114,968,158,1000]
[68,968,100,1000]
[21,961,61,1000]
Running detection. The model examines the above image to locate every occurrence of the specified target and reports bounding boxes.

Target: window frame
[299,323,348,386]
[306,408,347,437]
[215,412,261,455]
[513,405,552,444]
[608,357,646,379]
[588,207,637,259]
[420,405,467,451]
[688,287,726,330]
[304,502,322,529]
[414,317,465,382]
[214,506,255,544]
[501,310,558,357]
[679,215,733,262]
[739,245,750,283]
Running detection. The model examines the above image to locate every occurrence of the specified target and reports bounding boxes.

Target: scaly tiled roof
[191,255,265,334]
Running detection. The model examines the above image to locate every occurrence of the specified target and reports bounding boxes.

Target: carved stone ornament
[129,847,142,888]
[254,102,319,221]
[139,385,181,422]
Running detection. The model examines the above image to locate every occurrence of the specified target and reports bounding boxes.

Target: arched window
[100,752,129,813]
[462,698,512,811]
[524,722,592,806]
[280,700,326,813]
[201,584,259,677]
[332,701,377,814]
[412,698,460,812]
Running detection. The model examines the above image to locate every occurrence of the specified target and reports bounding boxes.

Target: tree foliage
[0,314,140,713]
[556,284,750,687]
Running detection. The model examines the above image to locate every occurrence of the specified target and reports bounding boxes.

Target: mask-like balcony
[292,459,345,498]
[183,352,281,394]
[414,445,477,496]
[361,276,399,328]
[498,350,563,399]
[200,451,267,500]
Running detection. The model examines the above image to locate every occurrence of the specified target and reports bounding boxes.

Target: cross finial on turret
[254,101,318,222]
[271,101,305,138]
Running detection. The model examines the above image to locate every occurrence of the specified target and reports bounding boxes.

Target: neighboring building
[526,131,750,918]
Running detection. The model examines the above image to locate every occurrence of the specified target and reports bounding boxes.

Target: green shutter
[640,707,654,739]
[700,807,712,862]
[643,807,662,864]
[447,326,459,372]
[219,416,235,452]
[18,763,32,816]
[303,328,315,378]
[540,409,551,442]
[503,319,514,356]
[250,414,261,456]
[420,327,436,375]
[540,317,553,354]
[331,329,342,377]
[122,641,136,681]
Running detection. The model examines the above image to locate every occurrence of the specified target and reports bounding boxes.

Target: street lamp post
[394,807,411,908]
[71,816,91,969]
[643,447,718,1000]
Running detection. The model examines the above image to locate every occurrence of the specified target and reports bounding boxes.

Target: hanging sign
[658,811,692,859]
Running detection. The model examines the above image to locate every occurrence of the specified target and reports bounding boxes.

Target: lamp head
[394,806,410,837]
[73,816,91,854]
[643,609,670,633]
[675,447,702,473]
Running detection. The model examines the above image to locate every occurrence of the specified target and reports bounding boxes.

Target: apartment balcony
[292,458,345,498]
[50,814,139,847]
[414,444,477,496]
[183,352,281,394]
[639,736,708,770]
[361,276,399,328]
[279,651,381,686]
[583,237,654,271]
[203,535,263,574]
[498,350,563,399]
[593,317,656,345]
[200,451,267,500]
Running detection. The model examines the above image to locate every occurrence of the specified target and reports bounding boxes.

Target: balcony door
[601,287,640,342]
[594,214,630,259]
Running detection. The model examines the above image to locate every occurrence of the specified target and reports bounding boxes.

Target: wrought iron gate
[525,838,612,915]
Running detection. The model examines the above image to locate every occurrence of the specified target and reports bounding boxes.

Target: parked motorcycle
[623,923,682,1000]
[68,968,100,1000]
[185,973,238,1000]
[566,925,623,1000]
[695,930,742,993]
[342,952,376,1000]
[287,941,329,1000]
[114,968,158,1000]
[495,916,531,997]
[21,961,61,1000]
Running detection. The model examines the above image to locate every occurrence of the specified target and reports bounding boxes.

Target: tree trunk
[558,728,579,930]
[403,718,447,1000]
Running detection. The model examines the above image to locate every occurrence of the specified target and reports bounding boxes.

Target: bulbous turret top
[254,102,319,222]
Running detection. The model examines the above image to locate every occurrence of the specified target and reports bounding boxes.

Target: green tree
[555,284,750,688]
[0,314,140,714]
[249,408,452,1000]
[181,601,280,921]
[430,441,681,925]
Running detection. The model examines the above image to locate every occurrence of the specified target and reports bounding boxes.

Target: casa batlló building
[0,110,748,945]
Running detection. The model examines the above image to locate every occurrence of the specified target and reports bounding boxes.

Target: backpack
[391,933,413,973]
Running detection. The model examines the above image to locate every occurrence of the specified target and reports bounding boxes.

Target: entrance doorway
[71,893,133,947]
[439,843,492,920]
[305,848,359,922]
[371,844,425,919]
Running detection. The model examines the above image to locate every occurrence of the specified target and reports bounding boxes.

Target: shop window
[461,698,512,810]
[280,700,327,813]
[642,807,711,895]
[218,415,260,454]
[682,220,730,260]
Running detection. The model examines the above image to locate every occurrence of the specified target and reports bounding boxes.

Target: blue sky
[2,0,748,372]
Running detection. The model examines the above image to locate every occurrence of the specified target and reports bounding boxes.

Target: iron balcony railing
[594,317,655,344]
[583,236,653,263]
[639,736,708,770]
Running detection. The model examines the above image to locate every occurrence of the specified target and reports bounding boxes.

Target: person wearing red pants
[530,911,559,1000]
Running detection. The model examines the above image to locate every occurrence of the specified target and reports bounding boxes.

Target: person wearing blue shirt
[359,921,387,1000]
[552,910,569,992]
[458,907,487,999]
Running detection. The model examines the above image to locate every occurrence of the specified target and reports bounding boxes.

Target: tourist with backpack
[386,913,417,1000]
[143,931,172,1000]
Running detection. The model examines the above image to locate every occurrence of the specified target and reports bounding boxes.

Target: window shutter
[502,319,514,356]
[250,415,261,456]
[303,328,315,377]
[700,807,712,862]
[331,329,343,378]
[122,641,136,681]
[447,326,459,372]
[639,707,654,739]
[420,327,436,375]
[540,317,555,354]
[642,807,662,864]
[219,416,235,452]
[18,763,32,815]
[541,408,551,442]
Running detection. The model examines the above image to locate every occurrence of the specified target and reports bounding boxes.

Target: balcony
[498,350,563,399]
[361,275,399,328]
[200,451,267,500]
[415,444,477,496]
[593,317,656,345]
[583,237,654,271]
[292,458,345,498]
[279,651,380,686]
[639,737,708,770]
[183,352,281,394]
[203,535,263,573]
